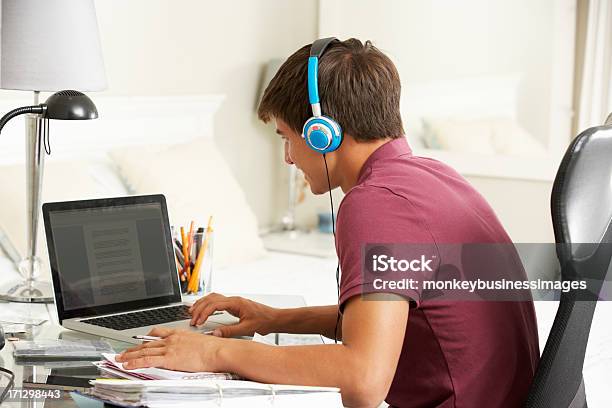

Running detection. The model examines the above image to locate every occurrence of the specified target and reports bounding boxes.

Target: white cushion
[421,117,547,156]
[0,160,130,280]
[109,138,265,268]
[489,118,548,157]
[421,117,497,155]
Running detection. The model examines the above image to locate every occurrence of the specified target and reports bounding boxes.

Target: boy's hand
[116,327,223,372]
[189,293,278,337]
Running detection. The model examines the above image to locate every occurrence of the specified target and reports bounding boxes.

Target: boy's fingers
[190,301,233,325]
[189,293,225,311]
[119,346,165,362]
[123,355,166,369]
[213,322,252,338]
[118,340,166,360]
[191,300,226,324]
[148,327,175,337]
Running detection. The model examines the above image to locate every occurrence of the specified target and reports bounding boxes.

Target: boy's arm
[120,294,408,407]
[189,293,342,339]
[273,305,342,340]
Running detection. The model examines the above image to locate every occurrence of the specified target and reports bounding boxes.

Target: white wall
[92,0,318,228]
[307,0,570,242]
[319,0,569,148]
[0,0,563,242]
[0,0,318,228]
[466,176,555,243]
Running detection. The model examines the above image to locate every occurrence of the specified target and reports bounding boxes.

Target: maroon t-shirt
[336,137,539,407]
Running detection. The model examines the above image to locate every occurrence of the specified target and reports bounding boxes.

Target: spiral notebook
[93,353,240,381]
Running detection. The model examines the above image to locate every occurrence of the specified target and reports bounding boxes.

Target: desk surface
[0,293,310,408]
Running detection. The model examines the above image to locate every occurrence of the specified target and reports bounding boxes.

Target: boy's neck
[337,137,392,193]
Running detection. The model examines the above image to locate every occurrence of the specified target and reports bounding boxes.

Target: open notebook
[93,353,240,381]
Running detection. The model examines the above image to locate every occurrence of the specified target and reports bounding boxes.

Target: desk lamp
[0,0,106,302]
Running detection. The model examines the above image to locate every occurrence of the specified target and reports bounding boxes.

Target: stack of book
[83,378,341,407]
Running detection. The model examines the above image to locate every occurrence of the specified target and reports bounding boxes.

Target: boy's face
[275,118,334,195]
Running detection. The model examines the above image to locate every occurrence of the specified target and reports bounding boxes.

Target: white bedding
[1,252,610,406]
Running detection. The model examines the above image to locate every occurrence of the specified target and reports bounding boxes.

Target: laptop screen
[45,197,179,318]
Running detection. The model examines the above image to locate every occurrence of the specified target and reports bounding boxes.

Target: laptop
[42,194,237,344]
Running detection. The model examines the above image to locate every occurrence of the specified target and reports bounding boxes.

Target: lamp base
[0,279,53,303]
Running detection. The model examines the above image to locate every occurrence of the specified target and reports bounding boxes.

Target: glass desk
[0,294,314,407]
[1,320,132,408]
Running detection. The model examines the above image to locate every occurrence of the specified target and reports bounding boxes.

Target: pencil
[188,220,195,243]
[188,216,213,293]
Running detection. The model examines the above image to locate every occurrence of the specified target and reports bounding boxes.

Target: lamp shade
[0,0,107,92]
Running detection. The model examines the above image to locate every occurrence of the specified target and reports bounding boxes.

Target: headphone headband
[307,37,338,114]
[310,37,338,58]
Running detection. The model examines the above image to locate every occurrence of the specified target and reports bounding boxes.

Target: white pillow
[109,138,265,268]
[489,118,548,157]
[421,117,497,155]
[421,117,547,157]
[0,160,130,280]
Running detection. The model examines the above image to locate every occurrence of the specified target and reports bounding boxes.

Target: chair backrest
[525,123,612,407]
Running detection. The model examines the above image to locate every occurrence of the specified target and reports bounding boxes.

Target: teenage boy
[117,38,539,408]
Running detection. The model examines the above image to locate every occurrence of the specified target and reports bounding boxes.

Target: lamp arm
[0,105,46,134]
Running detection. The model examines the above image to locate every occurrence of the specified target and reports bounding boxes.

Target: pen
[174,246,185,267]
[195,227,204,254]
[132,335,161,342]
[174,239,183,251]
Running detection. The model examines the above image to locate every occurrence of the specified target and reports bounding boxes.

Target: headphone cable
[323,154,341,344]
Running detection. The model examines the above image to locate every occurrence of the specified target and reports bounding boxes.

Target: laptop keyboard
[81,304,193,331]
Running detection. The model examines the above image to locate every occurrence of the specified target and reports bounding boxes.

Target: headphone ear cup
[325,116,343,152]
[303,116,343,153]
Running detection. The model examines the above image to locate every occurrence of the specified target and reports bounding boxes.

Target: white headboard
[0,94,224,165]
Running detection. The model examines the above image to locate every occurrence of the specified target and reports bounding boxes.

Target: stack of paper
[85,378,341,407]
[93,353,240,381]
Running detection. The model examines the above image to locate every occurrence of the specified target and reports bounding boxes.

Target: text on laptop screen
[48,202,176,311]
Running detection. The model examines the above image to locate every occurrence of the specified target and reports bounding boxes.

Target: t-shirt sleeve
[336,185,436,310]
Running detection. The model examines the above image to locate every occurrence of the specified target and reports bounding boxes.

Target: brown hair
[257,38,404,142]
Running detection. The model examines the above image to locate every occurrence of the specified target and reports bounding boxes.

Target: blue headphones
[302,37,343,154]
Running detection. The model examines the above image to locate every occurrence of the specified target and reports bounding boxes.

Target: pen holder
[179,228,214,295]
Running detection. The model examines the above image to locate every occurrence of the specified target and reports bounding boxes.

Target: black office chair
[525,114,612,408]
